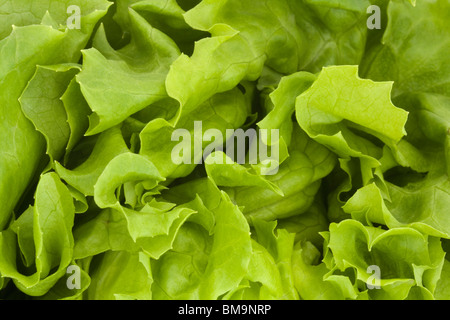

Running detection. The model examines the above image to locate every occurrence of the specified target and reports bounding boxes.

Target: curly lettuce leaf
[0,25,63,230]
[86,250,153,300]
[90,152,197,259]
[249,218,298,299]
[292,241,360,300]
[151,178,252,299]
[1,0,449,301]
[220,126,336,221]
[289,0,370,72]
[55,126,130,196]
[362,0,450,99]
[19,64,81,164]
[296,65,408,152]
[344,176,450,239]
[93,152,165,210]
[0,0,111,42]
[61,77,91,164]
[323,219,445,299]
[140,87,250,178]
[0,173,75,296]
[131,0,208,55]
[277,195,329,249]
[0,1,110,230]
[184,0,369,75]
[258,71,317,147]
[76,8,180,135]
[223,218,299,300]
[295,65,410,223]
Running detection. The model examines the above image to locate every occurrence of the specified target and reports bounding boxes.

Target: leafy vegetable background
[0,0,449,300]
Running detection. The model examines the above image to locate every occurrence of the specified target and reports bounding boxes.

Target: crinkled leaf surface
[1,0,449,301]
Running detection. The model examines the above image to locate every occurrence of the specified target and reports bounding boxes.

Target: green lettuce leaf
[323,219,445,299]
[343,176,450,239]
[77,8,180,135]
[0,1,109,230]
[86,250,153,300]
[296,65,408,153]
[55,125,131,196]
[292,241,360,300]
[361,0,450,99]
[19,64,81,163]
[1,0,449,301]
[0,173,75,296]
[61,77,91,164]
[221,126,336,221]
[152,179,252,299]
[131,0,208,55]
[139,87,250,178]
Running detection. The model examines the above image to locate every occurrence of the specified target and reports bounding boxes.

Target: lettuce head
[0,0,449,300]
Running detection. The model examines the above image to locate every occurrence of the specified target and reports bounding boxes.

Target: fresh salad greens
[0,0,449,300]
